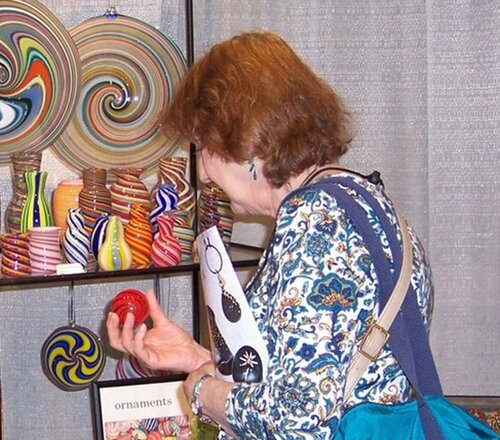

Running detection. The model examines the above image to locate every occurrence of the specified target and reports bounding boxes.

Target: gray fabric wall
[0,1,498,438]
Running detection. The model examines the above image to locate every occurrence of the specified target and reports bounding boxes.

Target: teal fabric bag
[335,395,499,439]
[314,177,499,440]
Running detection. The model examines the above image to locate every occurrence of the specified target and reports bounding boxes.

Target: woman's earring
[248,158,257,180]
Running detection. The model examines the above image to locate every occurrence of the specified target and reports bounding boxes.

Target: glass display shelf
[0,242,263,290]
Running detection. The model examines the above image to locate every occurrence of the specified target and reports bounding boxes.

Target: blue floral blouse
[223,173,434,439]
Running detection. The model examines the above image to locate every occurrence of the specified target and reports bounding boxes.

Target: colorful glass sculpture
[90,213,110,260]
[150,183,178,237]
[158,156,196,226]
[151,214,182,267]
[110,289,149,326]
[0,232,31,278]
[97,215,132,271]
[20,170,53,233]
[78,168,112,234]
[124,204,153,269]
[28,226,62,275]
[110,168,151,224]
[41,325,105,391]
[62,208,90,270]
[5,152,42,233]
[52,179,83,236]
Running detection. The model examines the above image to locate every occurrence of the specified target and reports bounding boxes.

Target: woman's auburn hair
[165,31,352,188]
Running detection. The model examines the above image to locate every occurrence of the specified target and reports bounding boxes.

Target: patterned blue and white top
[223,173,434,439]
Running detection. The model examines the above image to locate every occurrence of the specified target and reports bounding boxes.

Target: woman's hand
[106,289,211,373]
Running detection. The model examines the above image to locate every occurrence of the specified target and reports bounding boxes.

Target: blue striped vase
[150,183,179,237]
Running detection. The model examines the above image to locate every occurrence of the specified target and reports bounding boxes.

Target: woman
[107,31,433,439]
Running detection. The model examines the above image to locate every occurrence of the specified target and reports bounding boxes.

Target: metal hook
[154,274,161,307]
[105,0,118,19]
[68,281,76,327]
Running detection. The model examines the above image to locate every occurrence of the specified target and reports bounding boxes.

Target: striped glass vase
[20,170,53,233]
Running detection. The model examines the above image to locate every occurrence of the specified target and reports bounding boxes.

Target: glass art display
[110,168,151,224]
[158,156,196,226]
[124,204,153,269]
[41,283,105,392]
[52,178,83,236]
[20,170,53,233]
[5,151,42,233]
[62,207,90,270]
[172,215,195,262]
[0,0,80,162]
[28,226,62,275]
[0,232,31,278]
[79,168,112,234]
[90,213,110,260]
[51,14,187,175]
[97,215,133,271]
[150,183,179,237]
[151,214,182,268]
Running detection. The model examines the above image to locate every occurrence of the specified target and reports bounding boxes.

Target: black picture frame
[91,374,189,440]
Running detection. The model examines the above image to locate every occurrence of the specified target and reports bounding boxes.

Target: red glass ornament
[111,289,149,326]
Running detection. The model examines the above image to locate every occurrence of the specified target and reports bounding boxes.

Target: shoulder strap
[342,210,412,399]
[308,175,445,440]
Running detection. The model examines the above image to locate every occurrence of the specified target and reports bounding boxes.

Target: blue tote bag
[310,176,498,440]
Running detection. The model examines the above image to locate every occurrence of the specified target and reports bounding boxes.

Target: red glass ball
[111,289,149,326]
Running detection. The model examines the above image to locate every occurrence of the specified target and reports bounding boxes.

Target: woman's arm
[216,189,373,438]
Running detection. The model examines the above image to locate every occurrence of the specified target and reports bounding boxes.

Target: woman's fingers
[119,312,138,353]
[145,289,170,326]
[131,323,153,364]
[106,312,124,351]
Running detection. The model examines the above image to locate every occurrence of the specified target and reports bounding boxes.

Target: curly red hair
[165,31,352,187]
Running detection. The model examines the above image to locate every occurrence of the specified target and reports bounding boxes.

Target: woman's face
[197,149,277,217]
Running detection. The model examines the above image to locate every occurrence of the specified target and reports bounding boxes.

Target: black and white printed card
[197,226,268,383]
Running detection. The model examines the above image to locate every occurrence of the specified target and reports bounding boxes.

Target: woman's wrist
[190,373,214,422]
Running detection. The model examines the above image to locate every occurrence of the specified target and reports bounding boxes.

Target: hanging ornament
[40,284,106,391]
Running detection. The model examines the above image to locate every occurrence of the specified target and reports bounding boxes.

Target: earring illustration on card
[233,345,263,383]
[206,306,233,376]
[204,239,241,323]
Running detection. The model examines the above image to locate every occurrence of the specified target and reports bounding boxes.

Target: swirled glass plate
[51,14,188,177]
[0,0,81,163]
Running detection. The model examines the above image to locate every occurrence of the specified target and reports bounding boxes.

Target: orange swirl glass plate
[52,14,188,177]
